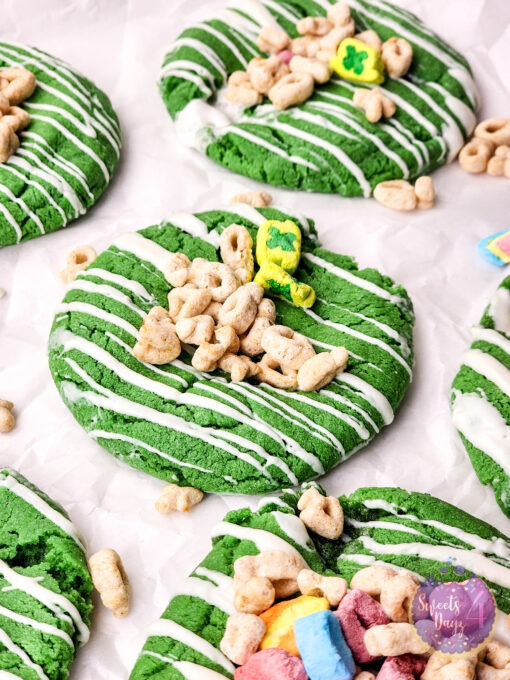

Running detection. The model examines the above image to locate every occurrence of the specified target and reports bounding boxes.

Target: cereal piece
[487,145,510,178]
[331,38,385,84]
[291,36,321,59]
[297,569,347,607]
[240,299,276,357]
[248,56,289,95]
[0,68,36,105]
[256,219,302,274]
[192,325,238,371]
[379,571,419,622]
[373,179,417,211]
[459,137,495,174]
[168,284,212,321]
[298,346,348,391]
[189,258,239,302]
[355,30,383,52]
[485,640,510,669]
[476,662,510,679]
[204,300,222,322]
[219,282,263,334]
[163,252,190,288]
[230,191,272,208]
[257,26,290,54]
[88,549,130,618]
[289,55,332,84]
[221,613,266,665]
[226,71,263,107]
[256,354,298,389]
[59,245,97,283]
[475,118,510,147]
[234,648,308,680]
[320,23,356,53]
[0,123,19,163]
[155,484,203,513]
[219,352,259,381]
[254,260,316,307]
[423,652,477,680]
[175,314,215,345]
[234,576,275,615]
[350,565,398,596]
[354,673,376,680]
[133,306,181,365]
[364,623,430,656]
[353,87,396,123]
[220,223,255,285]
[261,595,330,656]
[297,17,333,37]
[379,654,428,680]
[234,550,307,599]
[327,1,352,27]
[0,400,15,433]
[335,589,390,664]
[268,72,314,110]
[261,325,315,371]
[295,610,356,678]
[414,175,435,209]
[297,487,344,539]
[381,37,413,78]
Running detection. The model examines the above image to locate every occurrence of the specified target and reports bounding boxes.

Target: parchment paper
[1,1,510,677]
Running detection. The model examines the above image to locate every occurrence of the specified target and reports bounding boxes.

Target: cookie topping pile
[225,1,412,113]
[217,489,507,680]
[133,216,349,392]
[459,117,510,177]
[0,67,36,163]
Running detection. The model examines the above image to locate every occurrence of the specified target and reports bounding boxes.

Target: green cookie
[48,204,414,495]
[0,468,92,679]
[451,276,510,518]
[0,42,121,247]
[159,0,476,196]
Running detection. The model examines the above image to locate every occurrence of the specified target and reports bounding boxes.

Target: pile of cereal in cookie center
[220,488,505,680]
[225,1,412,114]
[133,194,349,393]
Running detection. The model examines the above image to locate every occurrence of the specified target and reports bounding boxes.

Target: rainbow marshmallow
[478,230,510,266]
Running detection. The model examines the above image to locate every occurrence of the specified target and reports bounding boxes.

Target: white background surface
[1,1,510,677]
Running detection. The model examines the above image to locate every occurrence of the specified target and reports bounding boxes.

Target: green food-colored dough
[451,276,510,518]
[48,205,414,494]
[159,0,477,196]
[129,483,510,680]
[0,468,92,679]
[0,42,121,247]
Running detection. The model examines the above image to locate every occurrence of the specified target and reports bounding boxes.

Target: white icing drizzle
[78,268,156,305]
[462,348,510,399]
[472,326,510,355]
[0,559,89,644]
[170,38,228,79]
[452,391,510,475]
[113,232,175,274]
[495,610,510,646]
[356,535,510,588]
[271,511,315,552]
[211,521,309,564]
[146,618,235,674]
[54,302,140,338]
[302,304,412,377]
[0,202,22,243]
[319,389,379,433]
[228,0,282,28]
[304,252,408,311]
[225,203,266,226]
[0,603,73,647]
[171,573,235,615]
[194,22,248,68]
[0,183,45,235]
[68,279,145,318]
[0,628,48,680]
[489,288,510,335]
[167,212,220,247]
[0,470,85,551]
[334,373,394,425]
[0,672,25,679]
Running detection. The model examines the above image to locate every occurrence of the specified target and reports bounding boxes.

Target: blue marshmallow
[294,610,355,680]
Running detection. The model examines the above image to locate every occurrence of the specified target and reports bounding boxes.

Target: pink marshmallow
[335,589,390,664]
[277,49,294,64]
[234,648,308,680]
[377,654,428,679]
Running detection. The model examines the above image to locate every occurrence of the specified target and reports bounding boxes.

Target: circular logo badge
[411,576,496,655]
